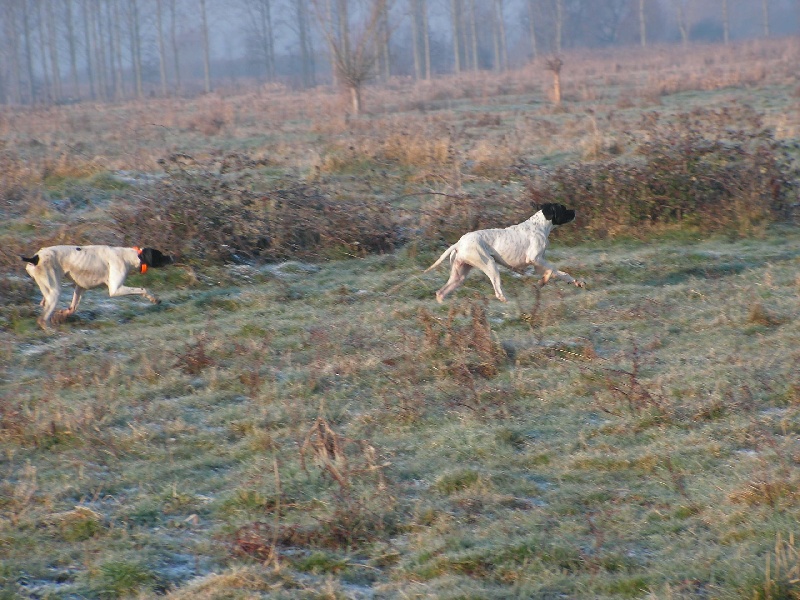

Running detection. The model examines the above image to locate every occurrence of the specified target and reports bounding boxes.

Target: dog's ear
[140,248,174,268]
[541,203,556,222]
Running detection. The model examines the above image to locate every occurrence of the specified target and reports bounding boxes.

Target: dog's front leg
[109,285,160,303]
[531,259,585,288]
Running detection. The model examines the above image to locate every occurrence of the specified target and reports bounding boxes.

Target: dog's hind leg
[54,286,86,322]
[38,288,61,329]
[473,257,508,302]
[436,261,472,303]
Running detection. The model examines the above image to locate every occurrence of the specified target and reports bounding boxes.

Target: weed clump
[527,106,796,239]
[111,152,398,264]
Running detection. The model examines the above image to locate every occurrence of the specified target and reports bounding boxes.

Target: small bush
[110,152,398,264]
[527,106,796,239]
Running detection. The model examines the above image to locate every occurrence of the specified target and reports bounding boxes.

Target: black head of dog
[541,203,576,226]
[139,247,174,269]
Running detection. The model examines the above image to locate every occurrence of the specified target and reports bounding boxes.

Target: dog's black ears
[139,248,174,268]
[541,203,576,226]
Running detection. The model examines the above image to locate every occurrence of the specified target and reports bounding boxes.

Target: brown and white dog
[21,245,173,329]
[425,203,585,303]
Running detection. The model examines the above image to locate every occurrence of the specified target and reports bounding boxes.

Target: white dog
[425,203,585,303]
[21,245,173,329]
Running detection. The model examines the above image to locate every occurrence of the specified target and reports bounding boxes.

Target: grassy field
[1,40,800,599]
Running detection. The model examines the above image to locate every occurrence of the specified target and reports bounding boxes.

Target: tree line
[0,0,795,107]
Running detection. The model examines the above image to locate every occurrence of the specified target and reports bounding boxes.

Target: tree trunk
[200,0,211,93]
[266,0,276,80]
[131,0,143,98]
[496,0,507,70]
[82,0,95,100]
[762,0,770,38]
[380,2,390,80]
[295,0,315,87]
[675,2,688,46]
[92,1,108,100]
[639,0,646,47]
[527,0,538,60]
[2,1,22,104]
[45,0,62,103]
[555,0,563,54]
[450,0,461,74]
[546,56,562,106]
[156,0,168,95]
[65,0,80,98]
[411,0,421,79]
[468,0,477,71]
[36,0,52,104]
[721,0,729,44]
[422,0,431,79]
[170,0,181,93]
[111,0,124,99]
[349,84,360,115]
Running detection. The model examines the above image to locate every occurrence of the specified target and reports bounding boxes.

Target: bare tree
[169,0,181,93]
[156,0,169,95]
[450,0,462,73]
[406,0,431,78]
[721,0,729,44]
[527,0,539,59]
[81,0,95,99]
[545,55,562,106]
[639,0,646,46]
[65,0,80,97]
[762,0,770,37]
[289,0,316,87]
[310,0,391,115]
[493,0,508,71]
[125,0,143,98]
[410,0,422,78]
[0,0,23,104]
[240,0,277,80]
[378,1,391,80]
[464,0,480,71]
[200,0,211,93]
[554,0,563,54]
[672,0,689,46]
[111,0,124,99]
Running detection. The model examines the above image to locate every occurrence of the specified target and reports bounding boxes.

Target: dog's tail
[20,254,39,266]
[424,245,456,273]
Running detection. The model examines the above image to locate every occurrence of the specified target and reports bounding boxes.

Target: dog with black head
[425,203,585,303]
[21,245,174,329]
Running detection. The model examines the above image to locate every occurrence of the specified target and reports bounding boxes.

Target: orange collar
[133,247,147,274]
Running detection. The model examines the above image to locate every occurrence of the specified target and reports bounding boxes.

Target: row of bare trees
[0,0,794,108]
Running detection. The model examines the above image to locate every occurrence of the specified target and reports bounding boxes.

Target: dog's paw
[51,310,71,324]
[574,280,587,289]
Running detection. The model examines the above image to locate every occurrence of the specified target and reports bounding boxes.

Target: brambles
[527,106,796,240]
[110,152,398,265]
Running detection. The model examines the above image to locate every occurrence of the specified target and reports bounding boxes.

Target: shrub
[110,152,398,264]
[527,107,796,239]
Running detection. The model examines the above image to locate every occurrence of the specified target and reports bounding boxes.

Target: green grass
[2,226,799,598]
[2,43,800,598]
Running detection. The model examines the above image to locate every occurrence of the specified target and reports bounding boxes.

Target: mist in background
[0,0,797,106]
